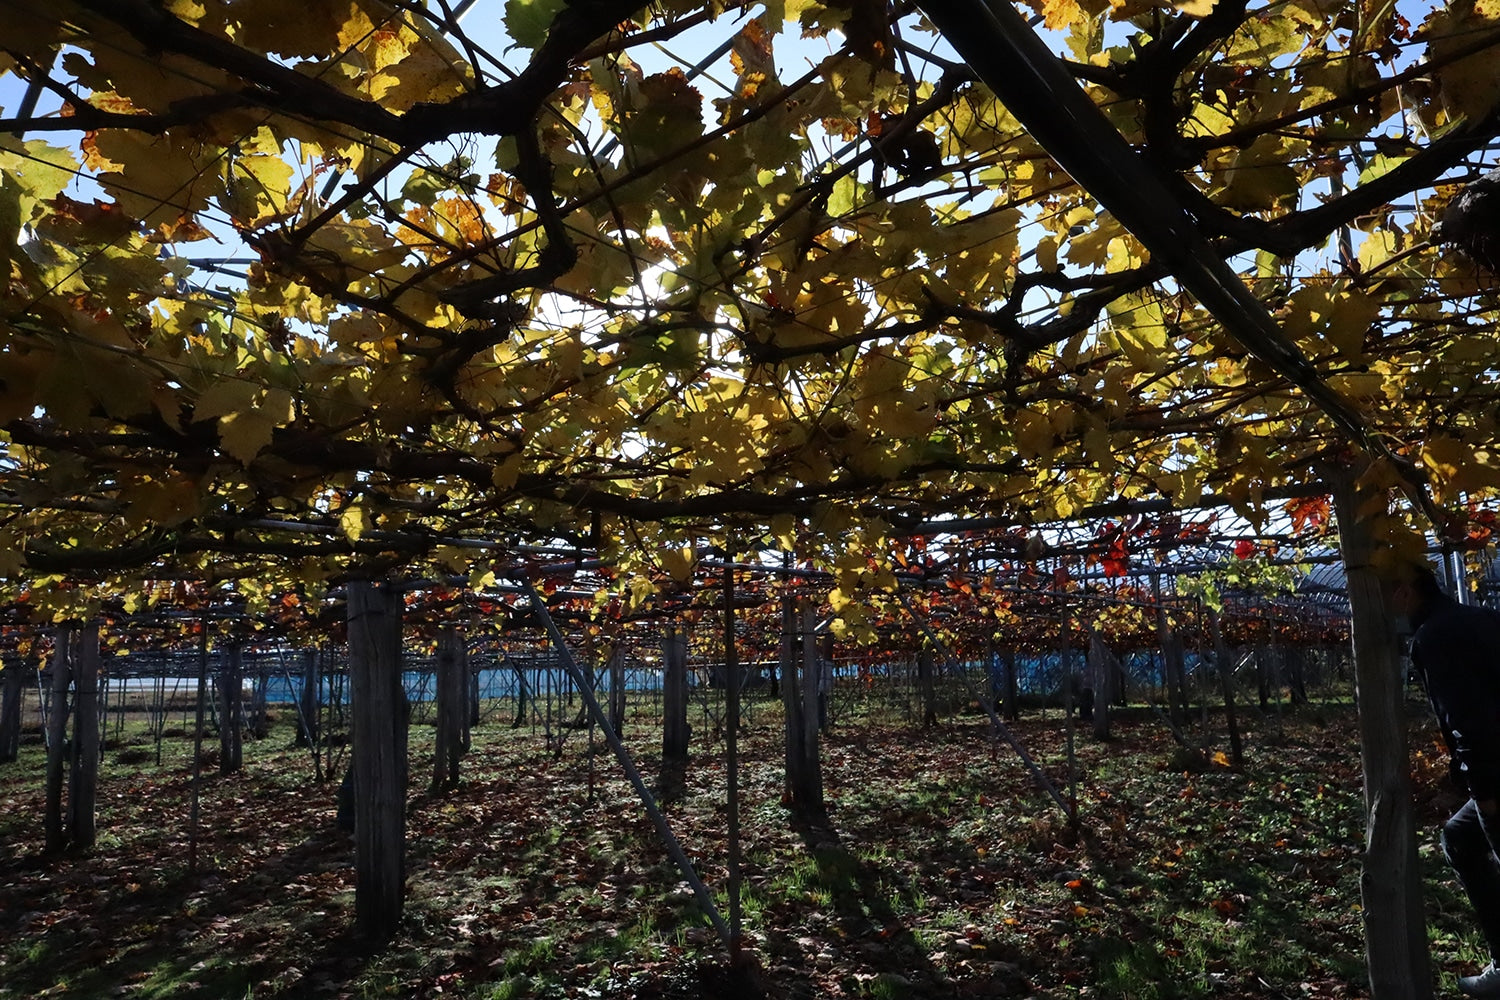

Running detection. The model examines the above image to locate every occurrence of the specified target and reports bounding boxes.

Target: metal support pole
[523,579,733,946]
[896,591,1072,818]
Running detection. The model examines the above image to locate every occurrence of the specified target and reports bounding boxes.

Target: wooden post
[798,601,826,817]
[432,627,465,793]
[916,647,938,727]
[67,627,100,849]
[44,628,73,853]
[660,627,689,802]
[348,579,408,944]
[608,646,627,734]
[189,621,209,873]
[1332,469,1432,1000]
[220,641,243,774]
[1060,609,1078,825]
[780,587,803,802]
[724,564,743,957]
[297,648,320,748]
[0,654,24,763]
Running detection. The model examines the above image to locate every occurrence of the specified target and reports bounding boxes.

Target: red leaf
[1103,536,1129,578]
[1285,495,1330,534]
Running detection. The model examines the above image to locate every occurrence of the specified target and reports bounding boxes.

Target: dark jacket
[1411,595,1500,801]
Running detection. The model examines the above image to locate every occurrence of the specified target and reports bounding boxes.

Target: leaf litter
[0,703,1481,998]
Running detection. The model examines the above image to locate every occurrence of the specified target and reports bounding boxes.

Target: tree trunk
[44,628,73,853]
[220,642,243,774]
[431,627,466,793]
[347,579,408,944]
[67,627,100,849]
[660,627,689,802]
[917,648,938,728]
[1332,470,1432,1000]
[0,655,23,763]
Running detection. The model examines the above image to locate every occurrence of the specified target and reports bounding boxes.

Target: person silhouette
[1392,559,1500,996]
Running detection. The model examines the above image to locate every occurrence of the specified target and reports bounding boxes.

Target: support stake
[523,579,733,946]
[897,591,1072,819]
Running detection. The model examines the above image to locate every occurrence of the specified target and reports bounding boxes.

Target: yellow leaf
[1325,291,1379,360]
[1035,235,1060,273]
[1424,437,1500,500]
[659,545,696,584]
[121,475,202,528]
[1066,224,1110,269]
[1218,135,1300,211]
[341,505,369,543]
[221,147,295,228]
[1013,409,1054,458]
[370,24,471,110]
[91,130,215,228]
[1357,230,1400,273]
[1427,1,1500,125]
[771,513,797,552]
[1212,750,1231,767]
[193,378,260,422]
[223,0,370,59]
[628,575,657,607]
[1108,294,1169,373]
[1104,235,1144,274]
[1041,0,1082,29]
[491,454,524,491]
[218,409,277,464]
